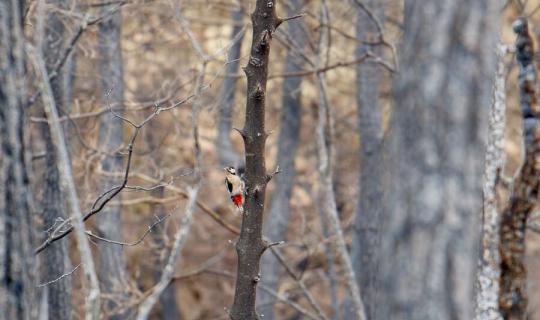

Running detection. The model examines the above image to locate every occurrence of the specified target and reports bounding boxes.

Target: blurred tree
[38,0,75,318]
[145,127,181,320]
[216,6,245,167]
[350,1,385,319]
[379,1,499,319]
[96,6,130,318]
[0,0,38,318]
[258,0,305,318]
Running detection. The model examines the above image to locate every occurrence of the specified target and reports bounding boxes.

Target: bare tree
[498,18,539,320]
[0,1,38,318]
[38,1,75,318]
[229,0,292,318]
[351,0,385,318]
[96,6,130,318]
[216,5,245,167]
[258,0,305,318]
[378,1,499,319]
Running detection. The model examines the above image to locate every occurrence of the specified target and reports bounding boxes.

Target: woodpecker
[224,166,245,211]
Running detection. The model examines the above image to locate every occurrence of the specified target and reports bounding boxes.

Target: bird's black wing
[225,177,233,193]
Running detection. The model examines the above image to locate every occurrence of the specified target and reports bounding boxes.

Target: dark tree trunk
[0,1,37,319]
[38,1,74,318]
[217,6,245,167]
[96,6,129,318]
[379,1,499,320]
[351,1,384,319]
[230,1,284,319]
[498,18,539,320]
[257,0,305,318]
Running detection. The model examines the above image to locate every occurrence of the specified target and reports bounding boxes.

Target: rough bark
[498,18,539,320]
[474,44,506,320]
[0,1,37,318]
[258,0,305,318]
[217,6,245,167]
[230,1,283,319]
[39,1,74,318]
[351,1,385,319]
[379,1,499,320]
[96,6,130,318]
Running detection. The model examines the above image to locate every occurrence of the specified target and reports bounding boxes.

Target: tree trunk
[258,0,305,318]
[314,3,366,318]
[474,44,506,320]
[230,1,283,319]
[0,2,37,319]
[498,18,539,320]
[96,6,129,318]
[39,1,74,318]
[351,1,385,319]
[379,2,499,320]
[145,127,181,320]
[216,6,245,167]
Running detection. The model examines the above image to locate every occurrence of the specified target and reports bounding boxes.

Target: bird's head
[224,166,236,175]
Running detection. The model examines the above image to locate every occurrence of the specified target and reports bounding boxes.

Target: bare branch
[85,214,170,246]
[37,264,81,288]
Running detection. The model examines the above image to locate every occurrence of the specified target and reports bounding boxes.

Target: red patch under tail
[232,194,243,207]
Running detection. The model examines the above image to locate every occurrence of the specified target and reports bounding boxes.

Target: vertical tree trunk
[145,128,180,320]
[474,44,506,320]
[0,2,36,319]
[379,2,498,320]
[39,1,74,318]
[498,18,539,320]
[314,3,366,318]
[351,1,384,319]
[217,6,245,167]
[96,6,129,318]
[230,1,283,319]
[258,0,305,318]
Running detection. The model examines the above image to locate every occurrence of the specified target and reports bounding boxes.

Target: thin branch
[37,264,81,288]
[267,52,395,79]
[85,214,170,246]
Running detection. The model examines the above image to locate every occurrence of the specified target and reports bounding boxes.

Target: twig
[267,51,395,79]
[37,264,81,288]
[85,214,170,246]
